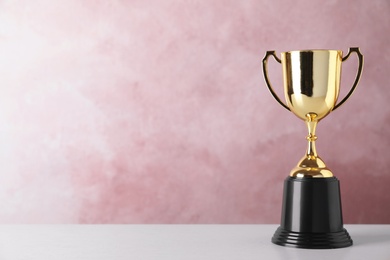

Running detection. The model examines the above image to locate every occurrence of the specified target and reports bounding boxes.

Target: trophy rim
[282,49,343,55]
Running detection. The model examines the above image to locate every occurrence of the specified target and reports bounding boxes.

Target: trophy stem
[290,113,333,178]
[305,113,318,158]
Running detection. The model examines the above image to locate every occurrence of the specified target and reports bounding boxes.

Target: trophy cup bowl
[262,48,363,249]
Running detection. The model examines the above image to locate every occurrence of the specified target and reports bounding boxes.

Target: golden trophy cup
[262,48,363,249]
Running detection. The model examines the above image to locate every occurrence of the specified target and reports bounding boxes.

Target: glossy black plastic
[272,177,353,249]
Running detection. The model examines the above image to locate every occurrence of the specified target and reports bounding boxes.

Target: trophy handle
[262,51,290,111]
[333,47,364,110]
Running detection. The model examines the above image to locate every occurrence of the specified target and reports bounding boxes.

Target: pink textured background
[0,0,389,223]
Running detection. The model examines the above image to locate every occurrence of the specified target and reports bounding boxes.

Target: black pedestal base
[272,177,353,249]
[272,227,352,249]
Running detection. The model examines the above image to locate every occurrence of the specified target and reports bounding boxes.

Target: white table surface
[0,225,388,260]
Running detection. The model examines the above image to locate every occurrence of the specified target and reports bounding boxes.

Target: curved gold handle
[333,47,364,110]
[262,51,290,111]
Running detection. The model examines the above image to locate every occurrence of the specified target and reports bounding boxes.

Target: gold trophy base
[290,155,333,178]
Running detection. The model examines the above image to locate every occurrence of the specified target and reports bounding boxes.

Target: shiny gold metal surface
[262,48,364,178]
[282,50,342,121]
